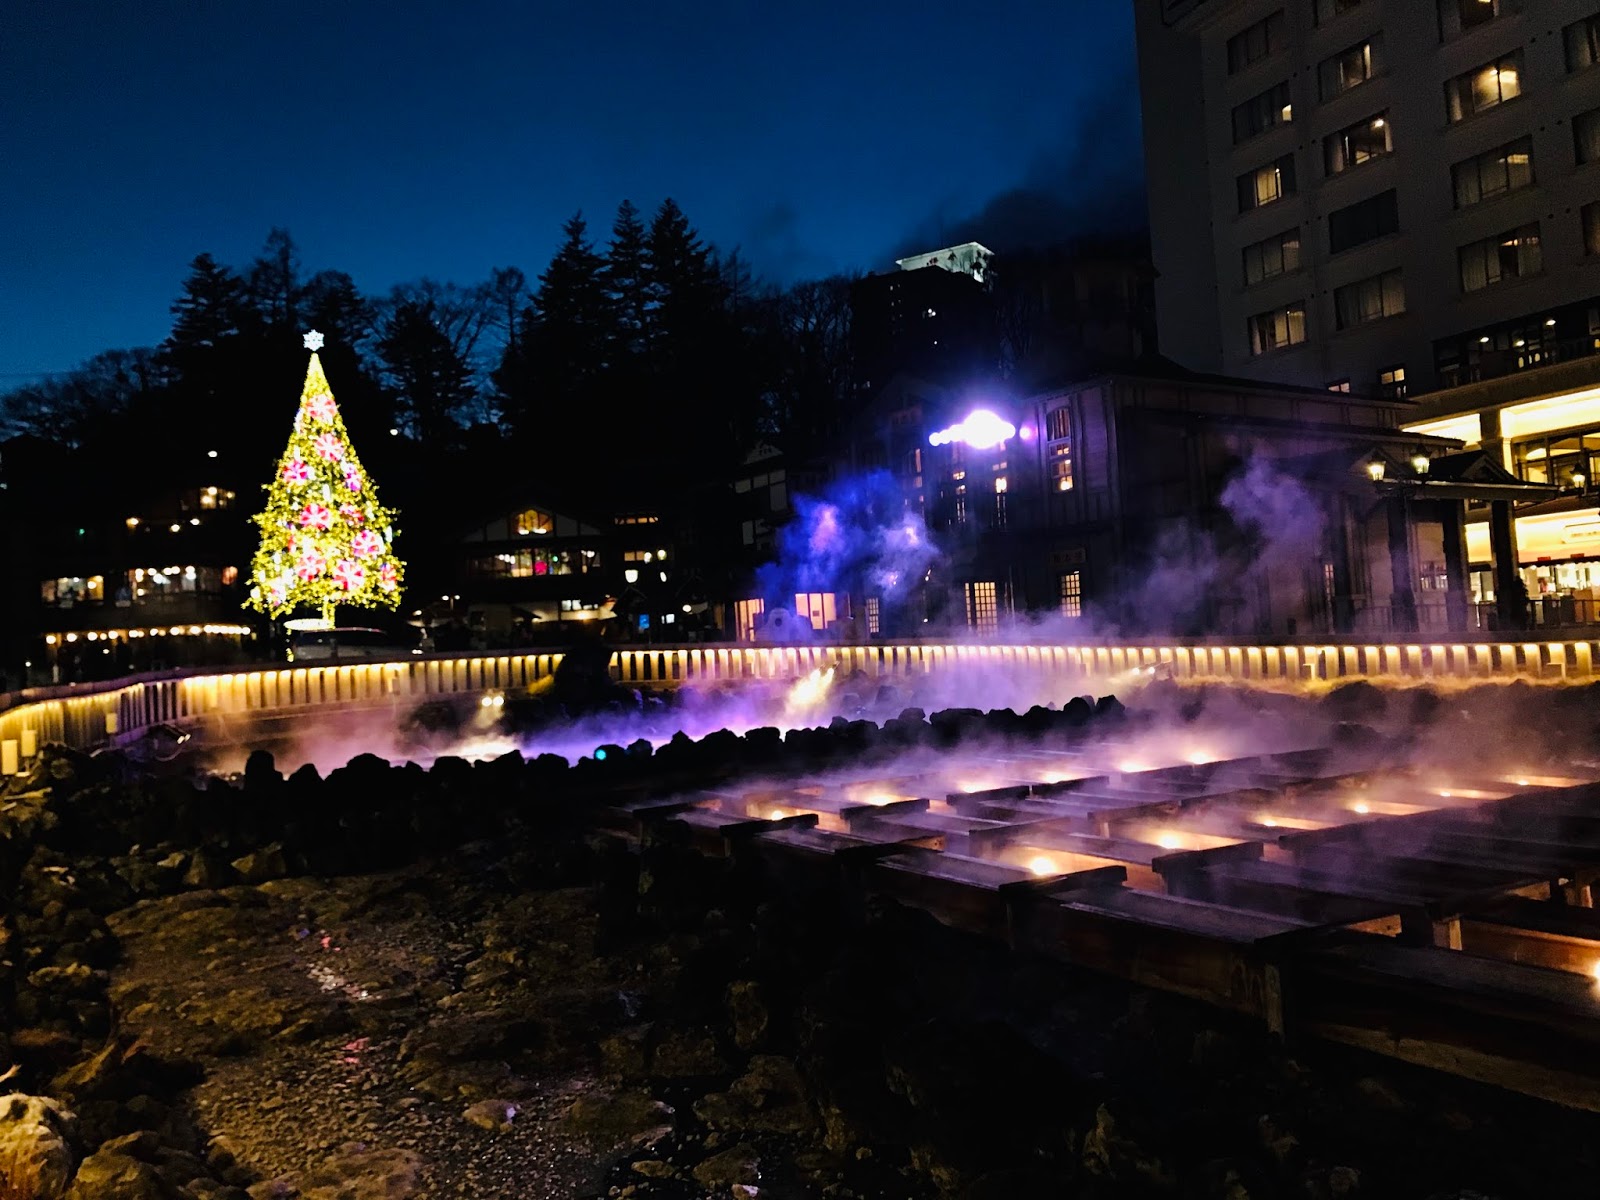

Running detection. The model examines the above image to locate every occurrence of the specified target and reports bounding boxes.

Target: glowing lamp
[928,409,1017,450]
[1411,455,1429,474]
[1367,461,1386,482]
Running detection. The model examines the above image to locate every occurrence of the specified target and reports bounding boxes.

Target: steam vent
[5,648,1600,1197]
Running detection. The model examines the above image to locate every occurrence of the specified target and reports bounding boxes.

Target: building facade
[1137,0,1600,396]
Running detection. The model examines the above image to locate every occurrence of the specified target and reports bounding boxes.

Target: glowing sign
[928,409,1016,450]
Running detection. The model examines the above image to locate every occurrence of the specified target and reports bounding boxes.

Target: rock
[1081,1103,1174,1191]
[460,1099,518,1133]
[692,1145,759,1189]
[27,966,106,998]
[630,1160,677,1179]
[230,845,287,885]
[246,1181,298,1200]
[726,981,770,1050]
[292,1145,421,1200]
[63,1148,169,1200]
[562,1089,673,1151]
[0,1093,79,1200]
[598,1026,650,1080]
[693,1055,815,1136]
[648,1027,727,1079]
[182,852,233,890]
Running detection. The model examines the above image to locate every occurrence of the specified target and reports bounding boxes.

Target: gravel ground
[109,866,638,1198]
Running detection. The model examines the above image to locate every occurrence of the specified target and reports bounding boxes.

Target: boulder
[562,1089,673,1151]
[461,1099,518,1133]
[692,1144,759,1190]
[63,1147,170,1200]
[0,1093,79,1200]
[693,1055,815,1136]
[726,981,770,1050]
[648,1027,727,1079]
[291,1145,421,1200]
[229,846,287,885]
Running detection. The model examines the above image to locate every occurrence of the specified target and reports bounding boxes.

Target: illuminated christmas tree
[244,331,404,625]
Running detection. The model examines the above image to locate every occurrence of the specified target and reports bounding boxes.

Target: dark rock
[230,845,287,885]
[692,1144,759,1189]
[726,980,769,1050]
[64,1148,171,1200]
[562,1089,673,1150]
[648,1027,728,1079]
[694,1055,815,1136]
[1081,1102,1175,1192]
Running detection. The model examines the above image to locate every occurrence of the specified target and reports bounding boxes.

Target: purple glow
[928,409,1017,450]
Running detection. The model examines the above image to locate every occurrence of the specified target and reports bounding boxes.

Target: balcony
[1430,337,1600,410]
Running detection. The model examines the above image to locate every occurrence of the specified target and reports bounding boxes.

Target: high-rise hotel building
[1136,0,1600,398]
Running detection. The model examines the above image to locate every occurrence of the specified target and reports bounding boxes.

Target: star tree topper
[303,329,325,352]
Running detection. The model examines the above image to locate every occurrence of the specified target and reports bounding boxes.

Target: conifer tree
[244,332,404,625]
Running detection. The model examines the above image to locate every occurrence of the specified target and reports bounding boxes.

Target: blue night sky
[0,2,1143,381]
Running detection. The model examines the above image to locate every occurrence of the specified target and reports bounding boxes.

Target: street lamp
[1367,461,1386,481]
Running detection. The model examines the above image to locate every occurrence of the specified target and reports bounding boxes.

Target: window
[1248,303,1307,355]
[1439,0,1500,40]
[513,508,552,536]
[1315,0,1363,25]
[1319,37,1381,100]
[1446,53,1522,122]
[1328,379,1352,392]
[1458,223,1542,292]
[1451,137,1534,207]
[197,486,235,510]
[1232,82,1293,143]
[1325,112,1392,174]
[735,598,764,642]
[1050,446,1074,492]
[1334,269,1406,329]
[1328,189,1399,254]
[468,548,601,578]
[1242,228,1302,285]
[1576,108,1600,164]
[865,596,881,635]
[40,576,104,607]
[964,581,1001,634]
[794,592,838,631]
[1237,154,1296,211]
[1227,11,1285,74]
[1585,203,1600,256]
[1059,571,1083,619]
[1378,365,1408,398]
[1045,406,1071,441]
[1566,14,1600,72]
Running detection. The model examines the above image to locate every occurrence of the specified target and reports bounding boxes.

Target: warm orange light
[1027,855,1057,877]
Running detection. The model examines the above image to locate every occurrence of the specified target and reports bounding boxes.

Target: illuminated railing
[3,638,1600,769]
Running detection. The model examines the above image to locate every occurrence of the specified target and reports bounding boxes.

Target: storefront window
[40,576,104,607]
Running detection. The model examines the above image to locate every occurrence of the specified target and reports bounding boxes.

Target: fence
[3,638,1600,768]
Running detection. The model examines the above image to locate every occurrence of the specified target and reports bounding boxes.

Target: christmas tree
[244,331,404,625]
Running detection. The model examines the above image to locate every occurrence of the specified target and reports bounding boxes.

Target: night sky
[1,2,1143,382]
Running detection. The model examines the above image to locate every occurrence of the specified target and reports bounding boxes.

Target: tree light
[243,346,404,625]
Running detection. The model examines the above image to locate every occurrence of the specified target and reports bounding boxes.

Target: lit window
[1378,365,1408,399]
[513,508,552,536]
[1458,224,1542,292]
[1231,81,1293,144]
[735,598,764,641]
[865,596,881,635]
[1248,303,1308,356]
[1328,380,1352,393]
[1445,53,1521,122]
[964,581,1000,634]
[1059,570,1082,619]
[1451,137,1534,207]
[1237,155,1296,211]
[793,592,838,631]
[1324,112,1391,175]
[1045,407,1071,441]
[1318,37,1380,100]
[993,476,1007,494]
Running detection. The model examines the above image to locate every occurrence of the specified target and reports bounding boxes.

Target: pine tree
[244,333,404,625]
[605,200,652,364]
